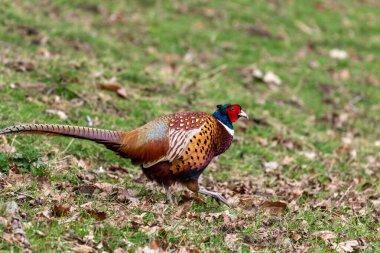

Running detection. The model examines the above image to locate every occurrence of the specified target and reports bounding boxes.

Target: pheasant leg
[164,185,177,205]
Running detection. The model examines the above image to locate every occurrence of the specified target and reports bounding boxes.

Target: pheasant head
[212,104,248,131]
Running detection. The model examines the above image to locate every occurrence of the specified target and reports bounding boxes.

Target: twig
[65,87,93,107]
[338,184,353,204]
[5,201,31,249]
[13,192,35,200]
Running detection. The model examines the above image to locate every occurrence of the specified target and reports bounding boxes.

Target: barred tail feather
[0,124,123,145]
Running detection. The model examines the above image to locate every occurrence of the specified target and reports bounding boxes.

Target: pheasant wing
[116,112,209,167]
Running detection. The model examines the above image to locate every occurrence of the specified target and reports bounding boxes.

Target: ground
[0,0,380,252]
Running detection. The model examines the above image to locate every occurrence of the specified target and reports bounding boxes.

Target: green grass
[0,0,380,252]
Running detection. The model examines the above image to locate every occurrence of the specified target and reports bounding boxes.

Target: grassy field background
[0,0,380,252]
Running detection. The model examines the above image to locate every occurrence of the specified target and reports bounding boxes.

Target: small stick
[5,201,31,249]
[338,184,353,204]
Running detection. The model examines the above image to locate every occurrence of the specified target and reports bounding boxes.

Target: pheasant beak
[238,110,249,120]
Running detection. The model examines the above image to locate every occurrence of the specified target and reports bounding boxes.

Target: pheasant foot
[198,186,229,206]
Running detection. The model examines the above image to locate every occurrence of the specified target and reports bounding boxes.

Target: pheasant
[0,104,248,205]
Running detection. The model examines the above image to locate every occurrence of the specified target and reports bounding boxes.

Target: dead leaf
[86,209,107,221]
[136,244,161,253]
[254,136,268,146]
[246,25,283,40]
[281,156,295,165]
[263,71,282,85]
[75,185,98,195]
[264,161,279,170]
[52,204,71,217]
[2,233,13,244]
[301,151,317,160]
[72,245,95,253]
[312,230,336,242]
[295,21,315,35]
[99,83,127,98]
[290,232,302,242]
[178,247,200,253]
[174,202,192,218]
[333,69,350,81]
[46,109,68,120]
[366,74,378,86]
[37,48,51,58]
[241,65,282,85]
[116,87,127,98]
[260,201,287,214]
[107,165,128,177]
[329,49,348,60]
[115,188,139,203]
[94,182,114,193]
[114,248,129,253]
[332,238,368,252]
[0,217,7,226]
[6,61,35,72]
[237,196,261,209]
[180,192,205,205]
[224,234,239,251]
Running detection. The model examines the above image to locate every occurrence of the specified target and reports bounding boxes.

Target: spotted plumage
[0,104,248,205]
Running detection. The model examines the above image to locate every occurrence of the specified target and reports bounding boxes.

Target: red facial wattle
[226,105,241,123]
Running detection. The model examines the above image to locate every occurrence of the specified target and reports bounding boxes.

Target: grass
[0,0,380,252]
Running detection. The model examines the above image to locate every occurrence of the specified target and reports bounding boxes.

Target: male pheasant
[0,104,248,205]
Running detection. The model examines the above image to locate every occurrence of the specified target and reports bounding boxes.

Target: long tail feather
[0,124,123,144]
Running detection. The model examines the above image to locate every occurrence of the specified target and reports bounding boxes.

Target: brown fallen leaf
[312,230,336,242]
[180,192,205,205]
[114,248,129,253]
[237,196,261,209]
[178,247,200,253]
[2,233,13,244]
[366,74,378,86]
[36,48,51,58]
[174,202,192,218]
[260,201,287,214]
[52,204,71,217]
[116,87,127,98]
[0,217,7,226]
[136,244,162,253]
[281,156,295,166]
[115,188,139,203]
[246,25,283,40]
[332,238,368,252]
[86,209,107,221]
[75,185,98,195]
[72,245,95,253]
[332,69,350,81]
[6,61,35,72]
[224,234,239,251]
[107,165,129,176]
[99,83,127,98]
[290,232,302,242]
